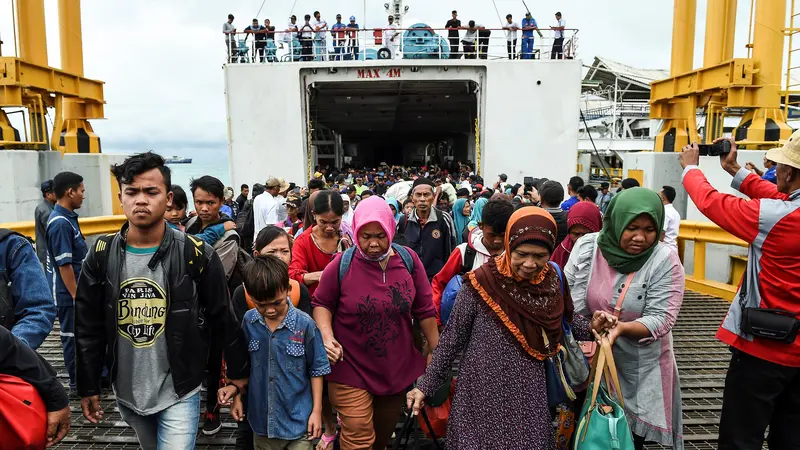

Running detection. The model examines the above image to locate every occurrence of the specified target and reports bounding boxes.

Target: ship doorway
[307,80,478,170]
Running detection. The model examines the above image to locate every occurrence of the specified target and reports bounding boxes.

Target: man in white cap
[680,133,800,448]
[254,176,290,237]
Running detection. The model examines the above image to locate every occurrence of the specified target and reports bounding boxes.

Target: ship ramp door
[307,80,478,169]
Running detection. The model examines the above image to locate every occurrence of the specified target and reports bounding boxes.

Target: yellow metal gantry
[0,0,104,153]
[651,0,793,151]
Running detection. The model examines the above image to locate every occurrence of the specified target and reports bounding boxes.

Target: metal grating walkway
[44,291,733,449]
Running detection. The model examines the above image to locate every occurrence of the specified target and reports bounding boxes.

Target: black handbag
[738,272,800,344]
[392,408,443,450]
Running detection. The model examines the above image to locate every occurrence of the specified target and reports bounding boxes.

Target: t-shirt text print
[117,277,168,348]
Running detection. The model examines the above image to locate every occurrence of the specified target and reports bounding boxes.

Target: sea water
[106,147,231,189]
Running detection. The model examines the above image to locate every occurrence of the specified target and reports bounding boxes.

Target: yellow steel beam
[650,58,755,106]
[703,0,737,67]
[750,0,787,108]
[678,220,748,247]
[0,57,104,106]
[16,0,48,67]
[0,215,126,240]
[670,0,697,76]
[685,277,737,301]
[59,0,85,77]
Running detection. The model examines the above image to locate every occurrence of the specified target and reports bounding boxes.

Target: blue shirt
[244,303,330,439]
[46,204,88,306]
[561,195,579,212]
[763,166,777,184]
[0,233,56,349]
[522,17,537,37]
[331,22,346,43]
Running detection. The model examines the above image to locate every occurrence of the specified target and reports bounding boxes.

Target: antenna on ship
[384,0,409,28]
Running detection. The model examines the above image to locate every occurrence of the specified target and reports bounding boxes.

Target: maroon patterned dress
[418,286,592,450]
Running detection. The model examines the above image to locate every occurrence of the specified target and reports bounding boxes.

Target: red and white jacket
[683,166,800,367]
[431,229,494,325]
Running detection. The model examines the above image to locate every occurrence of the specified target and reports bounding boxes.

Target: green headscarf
[596,187,665,274]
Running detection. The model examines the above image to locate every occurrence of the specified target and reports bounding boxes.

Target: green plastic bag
[574,336,634,450]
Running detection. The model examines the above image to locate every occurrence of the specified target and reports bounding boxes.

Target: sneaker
[201,411,222,436]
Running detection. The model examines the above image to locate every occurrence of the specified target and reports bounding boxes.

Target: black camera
[697,140,732,157]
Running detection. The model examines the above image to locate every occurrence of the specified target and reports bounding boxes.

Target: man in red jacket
[680,133,800,450]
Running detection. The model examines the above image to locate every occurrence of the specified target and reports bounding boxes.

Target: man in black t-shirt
[445,10,461,59]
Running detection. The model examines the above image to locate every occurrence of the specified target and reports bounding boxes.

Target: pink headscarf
[551,202,603,269]
[353,196,397,244]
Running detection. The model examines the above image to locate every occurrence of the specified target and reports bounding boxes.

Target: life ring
[377,48,392,59]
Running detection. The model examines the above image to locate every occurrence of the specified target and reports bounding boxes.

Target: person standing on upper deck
[521,12,537,59]
[383,16,400,59]
[345,16,360,60]
[312,11,329,61]
[223,14,237,62]
[244,19,267,63]
[331,15,347,61]
[299,15,315,62]
[34,180,56,266]
[503,14,520,59]
[445,11,462,59]
[551,12,566,59]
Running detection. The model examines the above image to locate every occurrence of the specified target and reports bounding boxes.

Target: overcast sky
[0,0,768,150]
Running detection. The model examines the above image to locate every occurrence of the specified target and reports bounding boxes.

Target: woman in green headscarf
[564,187,686,450]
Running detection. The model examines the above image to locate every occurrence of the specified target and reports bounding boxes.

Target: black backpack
[0,229,26,330]
[236,199,256,250]
[93,231,208,283]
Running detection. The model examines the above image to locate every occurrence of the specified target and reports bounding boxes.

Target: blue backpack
[338,243,415,284]
[439,246,477,325]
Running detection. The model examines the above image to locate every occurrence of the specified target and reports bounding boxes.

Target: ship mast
[384,0,410,28]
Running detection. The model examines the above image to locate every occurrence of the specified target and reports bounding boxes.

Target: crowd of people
[2,134,800,449]
[223,9,568,63]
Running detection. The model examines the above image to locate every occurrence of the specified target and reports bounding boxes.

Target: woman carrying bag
[406,207,617,450]
[565,188,685,450]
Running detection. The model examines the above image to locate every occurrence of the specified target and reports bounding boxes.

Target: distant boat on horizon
[164,156,192,164]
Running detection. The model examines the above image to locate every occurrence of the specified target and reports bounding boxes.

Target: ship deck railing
[223,27,579,65]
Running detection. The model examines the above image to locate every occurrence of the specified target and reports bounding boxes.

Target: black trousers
[507,39,517,59]
[235,394,254,450]
[300,38,313,61]
[718,350,800,449]
[463,42,477,59]
[205,337,224,413]
[478,30,491,59]
[254,41,266,62]
[551,37,564,59]
[448,36,460,59]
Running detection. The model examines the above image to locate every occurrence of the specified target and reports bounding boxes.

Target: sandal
[316,432,338,450]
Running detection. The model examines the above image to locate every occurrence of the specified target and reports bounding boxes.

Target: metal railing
[677,220,747,301]
[224,27,578,64]
[1,215,126,241]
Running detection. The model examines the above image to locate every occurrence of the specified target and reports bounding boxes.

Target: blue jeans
[522,36,535,59]
[118,391,201,450]
[314,38,327,60]
[57,304,76,391]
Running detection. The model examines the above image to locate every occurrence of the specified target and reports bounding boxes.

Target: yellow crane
[650,0,793,151]
[0,0,104,153]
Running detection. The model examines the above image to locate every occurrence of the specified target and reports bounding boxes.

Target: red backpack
[0,374,47,449]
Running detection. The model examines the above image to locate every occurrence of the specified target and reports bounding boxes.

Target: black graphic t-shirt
[114,246,192,415]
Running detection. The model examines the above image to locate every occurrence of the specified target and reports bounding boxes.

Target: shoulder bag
[581,272,635,359]
[574,335,635,450]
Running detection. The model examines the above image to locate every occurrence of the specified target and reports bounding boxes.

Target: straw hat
[765,129,800,170]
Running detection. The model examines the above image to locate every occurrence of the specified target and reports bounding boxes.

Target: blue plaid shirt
[244,302,330,439]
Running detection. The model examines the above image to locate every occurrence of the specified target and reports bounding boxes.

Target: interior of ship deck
[307,80,478,168]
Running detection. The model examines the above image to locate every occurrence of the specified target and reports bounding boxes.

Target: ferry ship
[0,0,797,447]
[164,156,193,164]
